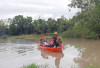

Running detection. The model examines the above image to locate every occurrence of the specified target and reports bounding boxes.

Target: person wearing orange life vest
[45,32,62,47]
[40,34,47,46]
[46,37,55,47]
[53,32,62,47]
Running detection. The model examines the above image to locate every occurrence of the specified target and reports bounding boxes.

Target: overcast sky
[0,0,80,20]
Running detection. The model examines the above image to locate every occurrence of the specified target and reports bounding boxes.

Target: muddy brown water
[0,39,100,68]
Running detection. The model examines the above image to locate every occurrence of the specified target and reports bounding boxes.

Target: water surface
[0,39,100,68]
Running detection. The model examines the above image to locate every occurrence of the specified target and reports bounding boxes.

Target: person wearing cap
[45,32,62,47]
[53,32,61,47]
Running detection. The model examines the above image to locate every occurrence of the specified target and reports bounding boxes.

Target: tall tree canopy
[62,0,100,39]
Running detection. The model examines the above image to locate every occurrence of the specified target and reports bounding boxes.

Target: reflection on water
[0,39,100,68]
[38,48,64,68]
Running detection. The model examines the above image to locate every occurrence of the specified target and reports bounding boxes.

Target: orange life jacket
[56,37,59,42]
[41,37,45,41]
[48,40,54,45]
[41,35,45,46]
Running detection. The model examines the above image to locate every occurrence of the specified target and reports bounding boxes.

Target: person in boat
[45,37,55,47]
[40,34,47,46]
[45,32,62,47]
[53,32,62,47]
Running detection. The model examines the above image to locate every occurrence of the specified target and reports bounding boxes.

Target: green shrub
[62,28,81,38]
[62,26,89,38]
[23,64,38,68]
[62,25,100,39]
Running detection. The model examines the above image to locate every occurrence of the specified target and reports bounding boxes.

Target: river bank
[9,34,53,39]
[8,34,100,40]
[8,34,62,42]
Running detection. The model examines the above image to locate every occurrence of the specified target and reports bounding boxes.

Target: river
[0,39,100,68]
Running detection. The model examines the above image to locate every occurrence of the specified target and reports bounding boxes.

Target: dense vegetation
[0,0,100,39]
[0,15,71,35]
[63,0,100,39]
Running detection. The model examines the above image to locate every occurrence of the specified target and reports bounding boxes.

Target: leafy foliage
[5,15,70,35]
[9,15,33,35]
[63,0,100,39]
[23,64,38,68]
[0,20,8,36]
[0,0,100,39]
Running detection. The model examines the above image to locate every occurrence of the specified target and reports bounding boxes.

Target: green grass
[22,64,49,68]
[23,64,38,68]
[9,34,41,39]
[8,34,62,43]
[9,34,61,40]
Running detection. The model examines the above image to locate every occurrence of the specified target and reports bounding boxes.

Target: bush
[62,26,89,38]
[23,64,38,68]
[86,31,98,39]
[62,28,81,38]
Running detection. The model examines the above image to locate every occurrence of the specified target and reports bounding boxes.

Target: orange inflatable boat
[38,45,63,52]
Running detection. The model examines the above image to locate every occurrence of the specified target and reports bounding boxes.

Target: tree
[63,0,100,39]
[69,0,100,11]
[0,20,8,35]
[9,15,34,35]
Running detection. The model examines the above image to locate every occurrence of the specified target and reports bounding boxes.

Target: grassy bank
[9,34,53,39]
[22,64,38,68]
[9,34,41,40]
[22,64,49,68]
[9,34,62,40]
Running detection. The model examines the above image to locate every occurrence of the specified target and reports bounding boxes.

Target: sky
[0,0,80,20]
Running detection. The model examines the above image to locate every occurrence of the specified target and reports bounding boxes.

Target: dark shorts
[54,42,60,47]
